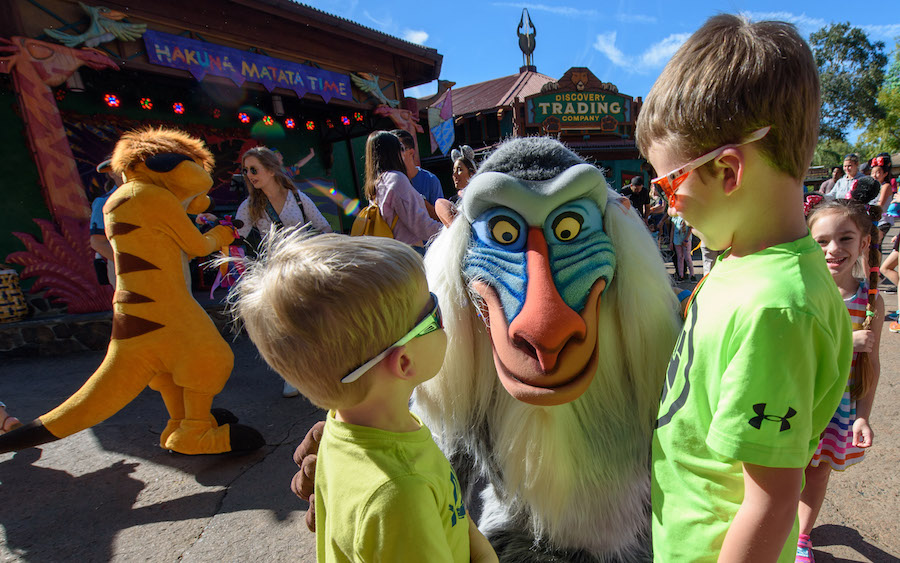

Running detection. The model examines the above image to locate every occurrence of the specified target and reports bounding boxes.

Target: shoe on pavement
[283,380,300,398]
[890,321,900,334]
[886,311,899,322]
[795,533,814,563]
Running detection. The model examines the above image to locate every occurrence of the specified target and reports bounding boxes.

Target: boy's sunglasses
[341,292,443,384]
[242,166,259,175]
[651,126,771,201]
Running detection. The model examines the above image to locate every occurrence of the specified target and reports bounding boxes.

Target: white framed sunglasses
[341,292,443,384]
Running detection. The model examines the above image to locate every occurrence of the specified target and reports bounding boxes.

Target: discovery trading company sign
[143,30,352,103]
[525,91,630,131]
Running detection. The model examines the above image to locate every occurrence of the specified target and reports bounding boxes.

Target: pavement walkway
[2,302,899,562]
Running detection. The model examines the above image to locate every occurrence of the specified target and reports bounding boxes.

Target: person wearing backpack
[364,131,441,254]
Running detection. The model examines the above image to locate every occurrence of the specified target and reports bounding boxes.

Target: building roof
[429,68,556,116]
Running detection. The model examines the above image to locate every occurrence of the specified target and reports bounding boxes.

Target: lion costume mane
[0,127,263,456]
[414,137,681,561]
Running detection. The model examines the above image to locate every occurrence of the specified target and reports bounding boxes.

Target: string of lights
[88,90,368,132]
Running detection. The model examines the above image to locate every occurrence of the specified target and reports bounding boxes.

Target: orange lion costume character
[0,128,263,456]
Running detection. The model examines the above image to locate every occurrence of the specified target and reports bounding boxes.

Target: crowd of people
[623,175,702,281]
[2,13,895,563]
[626,149,900,290]
[245,12,892,558]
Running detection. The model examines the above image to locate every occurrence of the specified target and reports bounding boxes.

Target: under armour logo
[448,471,466,526]
[748,403,796,431]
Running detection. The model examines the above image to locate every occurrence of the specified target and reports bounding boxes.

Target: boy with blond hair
[230,230,496,563]
[636,15,852,562]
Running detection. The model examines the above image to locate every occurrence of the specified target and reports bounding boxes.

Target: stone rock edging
[0,306,232,357]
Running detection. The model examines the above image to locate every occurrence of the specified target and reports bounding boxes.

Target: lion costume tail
[0,346,263,454]
[0,348,149,453]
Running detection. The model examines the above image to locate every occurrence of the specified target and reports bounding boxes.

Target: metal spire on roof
[518,8,536,71]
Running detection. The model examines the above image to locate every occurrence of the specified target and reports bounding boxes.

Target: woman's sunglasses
[242,166,259,176]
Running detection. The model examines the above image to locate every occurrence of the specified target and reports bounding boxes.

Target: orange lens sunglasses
[651,126,771,201]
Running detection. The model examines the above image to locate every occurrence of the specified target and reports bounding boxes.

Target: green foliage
[810,23,887,141]
[886,40,900,91]
[812,138,859,168]
[859,41,900,155]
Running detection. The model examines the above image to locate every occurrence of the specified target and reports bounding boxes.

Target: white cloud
[616,13,656,25]
[859,23,900,40]
[492,2,656,23]
[360,11,429,45]
[403,29,429,45]
[491,2,598,18]
[739,11,826,31]
[742,12,900,41]
[362,10,392,29]
[593,32,627,67]
[593,32,689,72]
[640,33,690,66]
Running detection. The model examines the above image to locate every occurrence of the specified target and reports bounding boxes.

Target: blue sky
[304,0,900,108]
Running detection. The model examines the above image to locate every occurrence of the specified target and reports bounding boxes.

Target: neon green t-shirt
[651,234,851,562]
[314,411,470,563]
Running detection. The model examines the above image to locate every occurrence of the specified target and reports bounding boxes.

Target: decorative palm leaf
[7,218,113,313]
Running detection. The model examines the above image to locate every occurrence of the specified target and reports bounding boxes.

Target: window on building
[485,115,500,141]
[469,119,484,145]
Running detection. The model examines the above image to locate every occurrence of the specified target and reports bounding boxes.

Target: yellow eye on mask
[552,212,583,242]
[489,215,521,245]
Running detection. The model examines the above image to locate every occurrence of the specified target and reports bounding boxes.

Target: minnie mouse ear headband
[804,193,823,217]
[848,176,881,203]
[806,176,883,218]
[871,154,892,169]
[451,145,476,171]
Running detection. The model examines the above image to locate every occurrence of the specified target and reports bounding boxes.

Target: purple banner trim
[143,30,352,103]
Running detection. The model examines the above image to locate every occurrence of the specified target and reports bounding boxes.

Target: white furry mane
[415,190,681,556]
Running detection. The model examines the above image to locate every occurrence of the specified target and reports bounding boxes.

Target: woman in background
[451,145,476,201]
[233,147,332,238]
[199,146,332,398]
[364,131,441,253]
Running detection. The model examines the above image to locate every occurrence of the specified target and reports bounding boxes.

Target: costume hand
[852,329,875,354]
[208,224,237,247]
[852,417,873,448]
[468,520,499,563]
[291,420,325,532]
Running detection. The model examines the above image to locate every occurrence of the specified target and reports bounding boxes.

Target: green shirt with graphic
[651,234,851,562]
[315,411,470,563]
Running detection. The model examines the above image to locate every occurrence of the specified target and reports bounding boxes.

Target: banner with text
[143,30,352,103]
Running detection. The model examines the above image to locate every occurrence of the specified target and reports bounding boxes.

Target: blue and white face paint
[462,164,616,325]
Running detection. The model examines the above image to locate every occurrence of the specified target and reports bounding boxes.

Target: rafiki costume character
[294,137,682,561]
[0,127,263,456]
[415,138,681,561]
